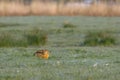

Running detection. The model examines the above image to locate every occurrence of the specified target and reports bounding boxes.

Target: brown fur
[34,50,49,59]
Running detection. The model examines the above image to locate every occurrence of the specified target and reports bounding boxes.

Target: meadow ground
[0,16,120,80]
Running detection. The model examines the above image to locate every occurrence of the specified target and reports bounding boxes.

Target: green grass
[0,16,120,80]
[83,31,116,46]
[0,22,24,27]
[25,29,47,46]
[0,29,47,47]
[0,47,120,80]
[63,22,77,28]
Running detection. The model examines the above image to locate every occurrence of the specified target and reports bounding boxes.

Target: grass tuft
[0,29,47,47]
[63,22,77,28]
[83,31,116,46]
[0,23,22,27]
[25,29,47,46]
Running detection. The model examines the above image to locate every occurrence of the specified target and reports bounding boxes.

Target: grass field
[0,16,120,80]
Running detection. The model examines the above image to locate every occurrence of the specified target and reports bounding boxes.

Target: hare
[34,50,49,59]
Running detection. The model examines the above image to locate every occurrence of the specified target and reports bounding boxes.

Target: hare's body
[34,50,49,59]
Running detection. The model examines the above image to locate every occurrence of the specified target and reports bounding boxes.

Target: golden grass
[0,2,30,16]
[30,1,57,15]
[0,1,120,16]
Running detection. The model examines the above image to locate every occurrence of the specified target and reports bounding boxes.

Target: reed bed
[0,1,120,16]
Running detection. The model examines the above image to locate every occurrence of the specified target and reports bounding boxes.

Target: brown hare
[34,50,49,59]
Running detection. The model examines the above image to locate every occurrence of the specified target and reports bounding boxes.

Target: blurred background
[1,0,120,4]
[0,0,120,16]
